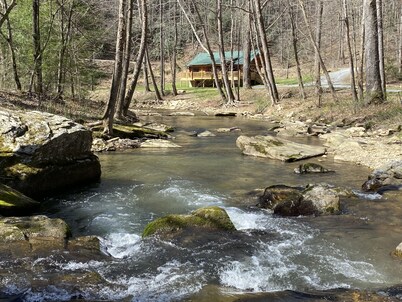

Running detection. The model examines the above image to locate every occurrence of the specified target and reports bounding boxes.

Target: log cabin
[179,50,263,87]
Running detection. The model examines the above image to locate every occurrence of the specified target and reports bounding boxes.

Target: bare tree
[298,0,337,102]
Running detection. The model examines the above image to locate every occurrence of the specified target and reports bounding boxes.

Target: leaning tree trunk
[364,0,384,104]
[146,45,163,101]
[298,0,337,102]
[102,0,127,135]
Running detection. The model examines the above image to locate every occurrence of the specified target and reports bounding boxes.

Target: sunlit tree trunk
[102,0,127,135]
[364,0,384,104]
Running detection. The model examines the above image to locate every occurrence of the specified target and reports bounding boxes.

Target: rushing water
[2,114,402,301]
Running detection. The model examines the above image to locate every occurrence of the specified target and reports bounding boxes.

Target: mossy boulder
[236,135,326,162]
[0,109,101,197]
[0,183,40,216]
[257,184,340,216]
[142,206,236,238]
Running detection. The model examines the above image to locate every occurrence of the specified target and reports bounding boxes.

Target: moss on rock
[0,183,40,215]
[142,206,236,238]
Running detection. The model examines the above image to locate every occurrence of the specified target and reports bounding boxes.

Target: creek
[4,114,402,301]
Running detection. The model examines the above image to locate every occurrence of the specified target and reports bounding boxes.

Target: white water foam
[101,233,142,259]
[158,179,225,207]
[220,207,385,292]
[99,260,205,302]
[353,191,383,200]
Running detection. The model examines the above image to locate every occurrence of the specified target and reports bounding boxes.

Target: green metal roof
[187,50,258,67]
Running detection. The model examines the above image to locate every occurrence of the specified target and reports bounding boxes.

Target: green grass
[275,75,313,85]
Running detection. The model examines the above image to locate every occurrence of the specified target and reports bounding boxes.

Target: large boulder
[236,135,326,162]
[0,183,40,216]
[142,206,236,238]
[362,161,402,192]
[0,109,101,197]
[257,184,340,216]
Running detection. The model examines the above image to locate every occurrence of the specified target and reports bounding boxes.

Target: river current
[3,114,402,301]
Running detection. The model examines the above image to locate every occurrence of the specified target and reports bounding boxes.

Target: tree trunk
[32,0,43,95]
[288,2,306,99]
[376,0,386,97]
[115,0,133,119]
[123,0,148,115]
[146,45,163,101]
[102,0,127,135]
[171,1,178,96]
[217,0,235,105]
[242,8,252,89]
[298,0,337,102]
[57,0,74,99]
[1,0,21,90]
[343,0,358,102]
[364,0,384,104]
[252,0,279,105]
[159,0,165,96]
[314,1,323,106]
[358,2,366,101]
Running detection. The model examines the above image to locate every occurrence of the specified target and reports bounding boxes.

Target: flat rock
[236,135,326,162]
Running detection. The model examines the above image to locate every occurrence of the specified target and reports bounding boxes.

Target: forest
[0,0,400,130]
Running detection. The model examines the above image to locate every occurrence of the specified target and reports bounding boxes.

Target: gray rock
[294,163,334,174]
[362,161,402,192]
[257,184,340,216]
[236,135,326,162]
[0,109,101,197]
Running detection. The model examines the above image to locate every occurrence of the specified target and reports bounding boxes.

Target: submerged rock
[0,109,101,197]
[236,135,326,162]
[197,130,216,137]
[142,206,236,238]
[257,184,340,216]
[0,183,40,216]
[140,139,181,148]
[362,161,402,192]
[294,163,334,174]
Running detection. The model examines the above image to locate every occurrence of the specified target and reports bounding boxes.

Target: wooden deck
[178,71,262,87]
